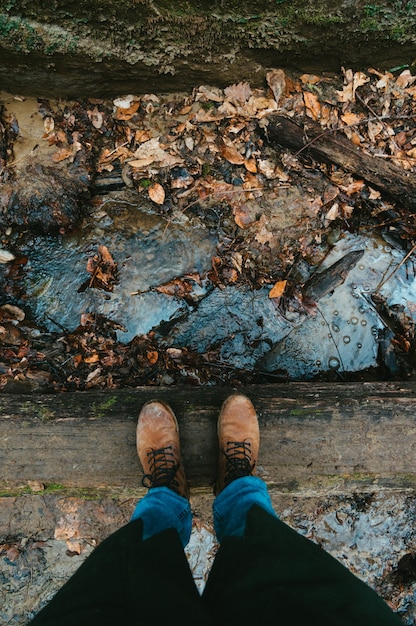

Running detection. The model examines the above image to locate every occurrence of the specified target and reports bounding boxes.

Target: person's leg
[202,394,403,626]
[29,401,211,626]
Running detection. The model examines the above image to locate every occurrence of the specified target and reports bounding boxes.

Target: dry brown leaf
[52,147,73,162]
[341,112,362,126]
[300,74,322,85]
[233,203,257,229]
[257,158,277,179]
[244,157,257,173]
[155,278,193,298]
[135,129,152,143]
[324,203,339,223]
[148,183,165,205]
[84,353,99,364]
[266,69,286,104]
[194,108,224,123]
[224,82,252,103]
[219,142,245,165]
[178,104,193,115]
[337,70,370,103]
[367,121,384,142]
[196,85,224,103]
[43,116,54,134]
[303,91,321,120]
[255,225,275,246]
[395,70,416,89]
[323,185,339,205]
[341,179,365,195]
[88,107,103,129]
[0,304,25,321]
[115,100,140,121]
[269,280,287,299]
[0,250,15,263]
[130,138,183,169]
[146,350,159,365]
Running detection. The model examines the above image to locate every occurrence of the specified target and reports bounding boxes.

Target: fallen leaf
[233,203,257,229]
[257,158,277,179]
[155,278,192,298]
[0,249,15,263]
[324,203,339,223]
[43,116,54,134]
[196,85,224,103]
[52,147,73,162]
[269,280,287,299]
[148,182,165,204]
[88,107,103,129]
[341,112,362,125]
[146,350,159,365]
[367,120,384,142]
[0,304,25,321]
[84,353,99,364]
[300,74,322,85]
[224,82,252,103]
[303,91,321,120]
[129,138,183,169]
[6,546,19,562]
[244,157,257,173]
[219,139,245,165]
[266,69,286,104]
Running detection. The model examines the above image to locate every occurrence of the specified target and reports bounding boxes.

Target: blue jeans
[130,476,277,547]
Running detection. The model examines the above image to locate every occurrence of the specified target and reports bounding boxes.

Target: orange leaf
[303,91,321,120]
[148,183,165,204]
[269,280,287,299]
[115,100,140,120]
[244,157,257,173]
[84,353,99,364]
[146,350,159,365]
[52,147,73,162]
[219,143,245,165]
[233,204,256,229]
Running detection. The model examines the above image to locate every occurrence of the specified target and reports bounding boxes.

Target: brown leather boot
[216,394,260,495]
[136,400,190,499]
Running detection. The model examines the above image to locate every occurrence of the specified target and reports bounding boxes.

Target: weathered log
[265,115,416,211]
[1,382,415,494]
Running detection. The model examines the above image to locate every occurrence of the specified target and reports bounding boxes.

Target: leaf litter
[0,66,416,391]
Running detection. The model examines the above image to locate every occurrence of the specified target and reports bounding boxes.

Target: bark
[0,1,415,96]
[265,115,416,211]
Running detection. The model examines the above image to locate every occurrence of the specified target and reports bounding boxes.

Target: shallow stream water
[3,193,416,380]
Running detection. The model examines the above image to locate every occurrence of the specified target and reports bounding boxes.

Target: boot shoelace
[223,440,254,486]
[142,445,180,493]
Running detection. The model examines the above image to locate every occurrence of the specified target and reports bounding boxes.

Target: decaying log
[265,115,416,211]
[1,382,415,495]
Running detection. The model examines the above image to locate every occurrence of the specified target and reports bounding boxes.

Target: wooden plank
[1,382,415,493]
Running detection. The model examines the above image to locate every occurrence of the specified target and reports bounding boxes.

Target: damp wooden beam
[1,382,415,495]
[265,115,416,211]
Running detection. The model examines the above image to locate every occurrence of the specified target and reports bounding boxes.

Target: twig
[376,242,416,290]
[315,304,345,374]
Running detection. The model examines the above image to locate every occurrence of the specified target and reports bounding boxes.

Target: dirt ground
[1,488,415,625]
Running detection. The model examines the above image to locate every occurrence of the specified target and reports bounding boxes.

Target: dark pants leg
[202,505,403,626]
[29,519,212,626]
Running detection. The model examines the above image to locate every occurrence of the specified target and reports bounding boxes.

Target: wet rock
[167,285,294,369]
[18,192,217,340]
[1,162,90,233]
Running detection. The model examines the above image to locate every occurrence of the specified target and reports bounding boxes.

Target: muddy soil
[1,489,415,625]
